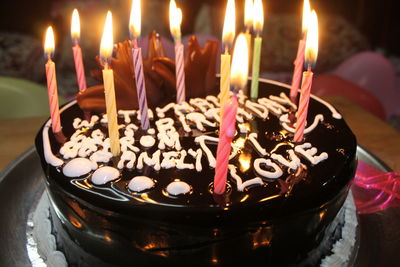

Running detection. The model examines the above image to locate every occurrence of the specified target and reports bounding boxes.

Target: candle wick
[307,65,311,72]
[224,46,229,54]
[133,38,138,49]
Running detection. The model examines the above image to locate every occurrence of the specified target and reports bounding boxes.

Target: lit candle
[290,0,310,102]
[100,11,120,156]
[214,33,249,195]
[130,0,150,130]
[169,0,186,104]
[294,10,318,143]
[220,0,235,114]
[244,0,253,49]
[44,26,62,134]
[71,9,87,92]
[250,0,264,99]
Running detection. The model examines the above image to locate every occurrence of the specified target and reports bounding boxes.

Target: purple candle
[130,0,150,130]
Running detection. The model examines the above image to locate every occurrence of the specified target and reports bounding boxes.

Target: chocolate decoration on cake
[77,31,219,113]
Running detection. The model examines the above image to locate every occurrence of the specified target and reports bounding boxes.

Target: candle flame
[129,0,141,39]
[222,0,235,48]
[230,34,249,90]
[305,10,318,68]
[302,0,311,35]
[244,0,253,30]
[44,26,55,58]
[169,0,182,41]
[100,11,113,66]
[253,0,264,34]
[71,9,80,42]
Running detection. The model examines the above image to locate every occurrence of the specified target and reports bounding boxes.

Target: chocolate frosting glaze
[77,31,218,112]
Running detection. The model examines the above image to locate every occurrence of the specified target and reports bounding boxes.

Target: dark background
[0,0,399,56]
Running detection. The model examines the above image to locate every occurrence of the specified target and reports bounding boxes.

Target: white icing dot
[63,158,96,177]
[128,176,155,192]
[140,135,156,148]
[166,181,191,195]
[91,166,120,185]
[147,128,156,135]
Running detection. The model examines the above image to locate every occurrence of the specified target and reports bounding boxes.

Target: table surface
[0,96,399,172]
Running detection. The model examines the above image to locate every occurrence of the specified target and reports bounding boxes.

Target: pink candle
[294,9,318,142]
[290,0,310,102]
[44,27,62,134]
[290,38,305,101]
[72,44,87,92]
[169,0,186,104]
[214,33,249,195]
[293,68,313,142]
[174,42,186,104]
[71,9,87,92]
[214,95,238,194]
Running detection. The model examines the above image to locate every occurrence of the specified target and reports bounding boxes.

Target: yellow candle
[244,0,253,58]
[250,0,264,99]
[220,0,235,112]
[100,11,120,156]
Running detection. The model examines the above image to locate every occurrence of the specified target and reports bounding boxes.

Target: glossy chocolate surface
[36,81,357,266]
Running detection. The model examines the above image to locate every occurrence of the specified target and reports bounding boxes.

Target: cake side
[35,81,357,266]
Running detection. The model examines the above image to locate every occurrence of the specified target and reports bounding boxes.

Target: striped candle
[169,0,186,104]
[103,66,120,155]
[291,0,311,102]
[219,52,231,112]
[250,0,264,99]
[294,9,318,142]
[45,59,62,134]
[214,34,249,195]
[220,0,235,115]
[100,11,120,156]
[293,69,313,142]
[290,39,306,102]
[71,9,87,92]
[132,46,150,130]
[175,42,186,104]
[214,95,238,194]
[72,44,87,92]
[44,26,61,134]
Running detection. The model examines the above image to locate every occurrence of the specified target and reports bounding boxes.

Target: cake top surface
[37,80,357,221]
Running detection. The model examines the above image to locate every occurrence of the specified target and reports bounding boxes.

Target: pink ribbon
[352,160,400,214]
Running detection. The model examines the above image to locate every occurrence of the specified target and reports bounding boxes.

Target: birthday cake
[35,33,357,266]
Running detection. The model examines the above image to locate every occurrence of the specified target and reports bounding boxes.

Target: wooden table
[0,97,399,172]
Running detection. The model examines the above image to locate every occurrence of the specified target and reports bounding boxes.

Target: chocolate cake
[35,34,357,266]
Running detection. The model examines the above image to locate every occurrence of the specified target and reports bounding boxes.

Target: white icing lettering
[248,133,268,156]
[137,150,161,170]
[295,143,328,165]
[254,158,283,179]
[228,165,263,191]
[271,150,301,170]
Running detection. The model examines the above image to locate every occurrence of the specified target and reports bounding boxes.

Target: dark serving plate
[0,146,398,267]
